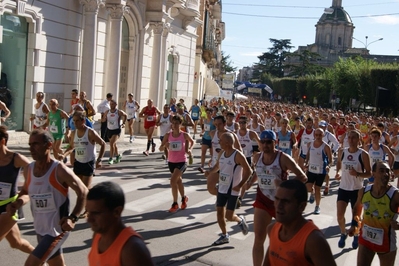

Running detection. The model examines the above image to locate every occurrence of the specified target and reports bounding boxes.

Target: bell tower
[313,0,354,56]
[332,0,342,7]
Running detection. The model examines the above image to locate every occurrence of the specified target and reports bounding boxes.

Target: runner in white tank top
[11,129,88,265]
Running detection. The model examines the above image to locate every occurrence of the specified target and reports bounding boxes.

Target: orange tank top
[268,220,319,266]
[88,227,141,266]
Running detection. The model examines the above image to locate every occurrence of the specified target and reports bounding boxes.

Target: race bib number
[109,121,115,125]
[0,182,12,200]
[128,112,134,117]
[344,162,356,171]
[75,147,86,160]
[49,124,58,134]
[204,124,210,131]
[147,116,154,122]
[279,141,290,149]
[258,173,276,190]
[258,175,276,189]
[170,141,182,151]
[219,172,232,186]
[31,193,56,213]
[192,113,198,118]
[362,224,384,246]
[309,163,322,174]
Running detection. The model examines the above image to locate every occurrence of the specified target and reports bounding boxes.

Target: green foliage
[257,39,294,78]
[267,56,399,114]
[221,51,236,74]
[286,50,326,77]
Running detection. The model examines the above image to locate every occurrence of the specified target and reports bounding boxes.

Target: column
[149,22,164,107]
[105,4,128,101]
[79,0,101,101]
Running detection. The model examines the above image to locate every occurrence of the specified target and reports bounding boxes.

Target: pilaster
[79,0,102,102]
[104,3,129,102]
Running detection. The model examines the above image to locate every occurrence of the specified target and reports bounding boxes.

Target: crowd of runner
[1,92,399,266]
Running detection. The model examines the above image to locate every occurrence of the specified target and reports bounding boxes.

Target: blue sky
[221,0,399,70]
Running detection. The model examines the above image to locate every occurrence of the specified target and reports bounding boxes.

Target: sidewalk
[7,132,153,159]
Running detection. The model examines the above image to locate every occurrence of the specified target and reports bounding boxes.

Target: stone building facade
[0,0,207,133]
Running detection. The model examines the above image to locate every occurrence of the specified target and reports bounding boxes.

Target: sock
[151,138,154,145]
[146,141,151,151]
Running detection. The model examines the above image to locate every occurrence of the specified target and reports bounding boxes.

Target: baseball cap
[260,130,276,141]
[319,120,327,127]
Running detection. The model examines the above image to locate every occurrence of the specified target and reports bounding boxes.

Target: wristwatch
[68,214,79,223]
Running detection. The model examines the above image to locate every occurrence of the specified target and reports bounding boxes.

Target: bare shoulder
[121,235,154,266]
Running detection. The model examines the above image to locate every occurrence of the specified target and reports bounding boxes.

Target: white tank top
[237,130,252,158]
[368,144,386,166]
[159,114,171,136]
[250,124,261,146]
[343,134,350,148]
[211,130,222,167]
[391,135,399,162]
[255,151,287,200]
[218,151,242,196]
[300,129,314,154]
[125,101,137,119]
[226,123,236,132]
[340,148,365,191]
[308,142,326,174]
[34,102,46,127]
[27,161,69,237]
[107,109,120,130]
[264,117,273,130]
[74,127,96,163]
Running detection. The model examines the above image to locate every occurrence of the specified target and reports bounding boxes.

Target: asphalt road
[0,139,394,265]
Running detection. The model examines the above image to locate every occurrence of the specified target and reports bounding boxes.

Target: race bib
[147,116,154,122]
[75,147,86,160]
[128,112,134,117]
[49,124,58,133]
[31,193,56,213]
[0,182,12,200]
[219,172,232,186]
[279,141,290,149]
[258,174,276,190]
[192,113,199,118]
[170,141,182,151]
[204,124,210,131]
[309,163,322,174]
[362,224,384,246]
[344,162,356,171]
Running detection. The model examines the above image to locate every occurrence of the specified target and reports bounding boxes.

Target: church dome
[318,8,352,24]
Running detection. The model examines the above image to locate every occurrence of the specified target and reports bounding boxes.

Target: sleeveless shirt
[74,127,96,163]
[218,150,242,196]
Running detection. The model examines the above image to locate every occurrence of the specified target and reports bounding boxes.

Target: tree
[220,51,236,74]
[257,39,294,78]
[286,50,326,77]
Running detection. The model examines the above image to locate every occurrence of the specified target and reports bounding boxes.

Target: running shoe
[129,136,133,143]
[323,186,329,196]
[188,155,193,165]
[193,135,196,140]
[352,235,359,249]
[63,156,68,164]
[197,167,205,173]
[152,143,156,152]
[309,194,315,204]
[115,154,122,163]
[181,196,189,210]
[314,206,320,215]
[108,158,114,165]
[161,154,166,160]
[238,215,249,235]
[143,151,149,156]
[212,234,230,246]
[338,233,347,248]
[168,203,179,213]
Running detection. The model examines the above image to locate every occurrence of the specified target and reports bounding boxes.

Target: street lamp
[352,36,383,49]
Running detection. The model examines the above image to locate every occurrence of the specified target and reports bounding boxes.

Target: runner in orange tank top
[264,180,336,266]
[87,182,154,266]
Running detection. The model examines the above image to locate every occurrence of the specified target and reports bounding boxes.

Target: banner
[248,88,261,94]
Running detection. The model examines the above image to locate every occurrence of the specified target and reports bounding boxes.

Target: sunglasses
[239,121,247,124]
[260,139,274,144]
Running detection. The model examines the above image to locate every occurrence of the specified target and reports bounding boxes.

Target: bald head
[221,132,235,146]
